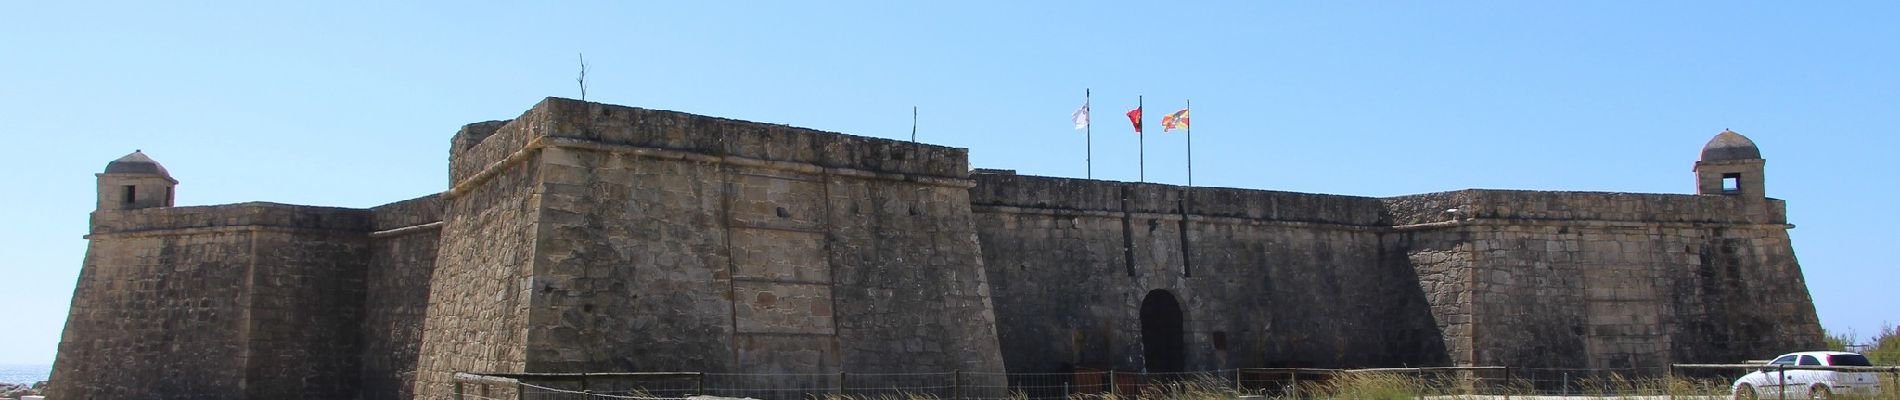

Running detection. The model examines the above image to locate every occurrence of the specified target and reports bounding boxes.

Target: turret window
[1722,173,1741,193]
[123,185,136,204]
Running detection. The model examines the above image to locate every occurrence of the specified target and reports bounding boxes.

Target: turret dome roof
[1700,130,1762,162]
[104,150,173,178]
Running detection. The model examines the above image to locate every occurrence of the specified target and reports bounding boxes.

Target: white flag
[1072,101,1090,130]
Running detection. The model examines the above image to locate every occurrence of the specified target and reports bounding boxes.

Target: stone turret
[1695,130,1766,197]
[96,150,177,211]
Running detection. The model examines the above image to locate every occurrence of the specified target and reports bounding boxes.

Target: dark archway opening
[1140,289,1186,373]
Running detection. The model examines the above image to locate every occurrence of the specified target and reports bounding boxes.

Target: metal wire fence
[447,365,1900,400]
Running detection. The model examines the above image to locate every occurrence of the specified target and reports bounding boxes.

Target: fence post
[1665,365,1674,400]
[1417,369,1426,400]
[953,370,962,400]
[1289,370,1299,399]
[1108,370,1118,397]
[1234,368,1241,390]
[1504,367,1513,400]
[839,371,848,396]
[1886,369,1896,400]
[454,381,465,400]
[696,372,705,395]
[478,383,491,400]
[1777,366,1786,400]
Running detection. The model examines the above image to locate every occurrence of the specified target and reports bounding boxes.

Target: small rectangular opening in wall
[123,185,136,204]
[1721,173,1741,193]
[165,186,174,205]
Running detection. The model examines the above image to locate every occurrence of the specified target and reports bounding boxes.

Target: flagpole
[1086,89,1092,180]
[1186,99,1192,187]
[1138,95,1145,183]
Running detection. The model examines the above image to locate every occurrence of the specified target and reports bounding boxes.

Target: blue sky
[2,1,1895,365]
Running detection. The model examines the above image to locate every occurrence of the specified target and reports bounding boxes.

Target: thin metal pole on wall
[1137,96,1145,183]
[1185,98,1192,187]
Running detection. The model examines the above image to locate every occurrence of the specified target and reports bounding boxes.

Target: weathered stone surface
[50,99,1819,400]
[360,194,444,400]
[51,203,371,399]
[971,175,1446,373]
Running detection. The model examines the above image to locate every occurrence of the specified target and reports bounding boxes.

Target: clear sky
[2,1,1895,365]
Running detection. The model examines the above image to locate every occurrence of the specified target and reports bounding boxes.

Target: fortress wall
[509,98,1004,390]
[412,117,547,397]
[1385,191,1819,371]
[51,204,371,400]
[524,145,738,373]
[821,165,1002,375]
[533,98,968,179]
[1387,229,1479,366]
[242,226,371,399]
[361,194,444,400]
[971,174,1446,373]
[53,222,256,398]
[968,175,1136,373]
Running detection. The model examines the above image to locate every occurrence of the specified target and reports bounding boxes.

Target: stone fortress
[50,98,1822,399]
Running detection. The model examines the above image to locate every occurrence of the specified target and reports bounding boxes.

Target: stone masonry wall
[1384,190,1822,371]
[52,227,255,399]
[412,112,548,398]
[362,194,445,400]
[485,98,1006,394]
[242,228,370,399]
[970,174,1447,373]
[51,203,371,400]
[54,97,1826,400]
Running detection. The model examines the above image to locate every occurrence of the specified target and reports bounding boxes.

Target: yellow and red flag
[1162,109,1190,132]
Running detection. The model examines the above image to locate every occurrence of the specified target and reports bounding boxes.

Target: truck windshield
[1829,354,1873,366]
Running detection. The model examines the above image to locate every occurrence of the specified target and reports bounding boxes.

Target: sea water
[0,364,50,385]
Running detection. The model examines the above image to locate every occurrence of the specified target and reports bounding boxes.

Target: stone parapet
[89,202,371,237]
[451,97,970,186]
[970,173,1388,227]
[370,193,445,231]
[1384,189,1786,227]
[536,97,969,179]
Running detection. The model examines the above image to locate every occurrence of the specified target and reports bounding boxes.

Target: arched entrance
[1140,289,1186,373]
